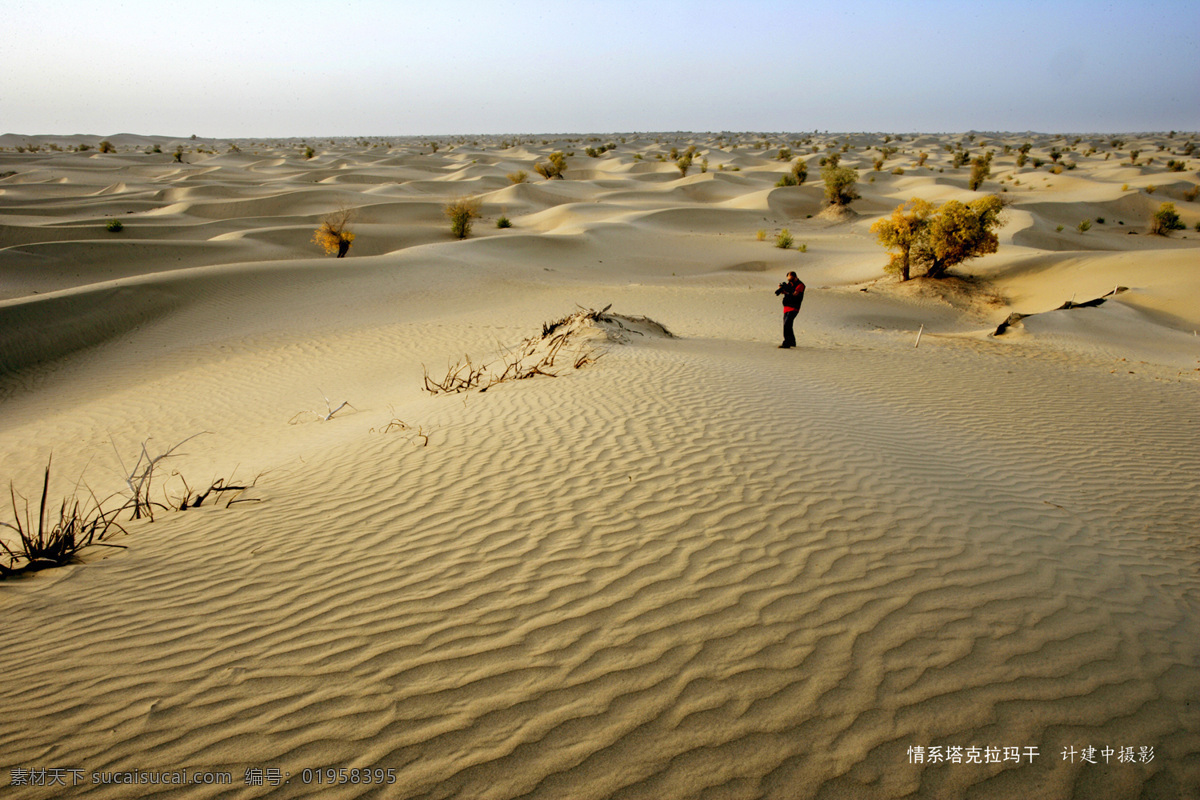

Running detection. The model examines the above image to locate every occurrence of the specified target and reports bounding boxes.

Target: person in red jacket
[774,271,805,348]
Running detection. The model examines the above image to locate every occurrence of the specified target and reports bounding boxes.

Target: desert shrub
[303,145,315,159]
[676,152,693,177]
[1150,202,1185,235]
[507,170,528,184]
[776,173,798,187]
[312,206,355,256]
[821,165,859,206]
[874,196,1003,280]
[1166,160,1186,172]
[797,243,808,252]
[173,146,184,163]
[701,157,709,173]
[1016,152,1028,168]
[788,159,807,186]
[1056,225,1064,232]
[98,140,115,153]
[445,196,482,239]
[756,229,767,241]
[1078,219,1092,233]
[775,229,794,249]
[535,151,567,179]
[892,167,905,175]
[1031,157,1044,168]
[778,147,792,160]
[952,150,970,168]
[873,158,884,171]
[1195,221,1200,232]
[105,218,123,233]
[1050,149,1062,163]
[917,152,929,167]
[1049,165,1063,175]
[1145,184,1156,194]
[1129,149,1140,164]
[496,215,512,229]
[1184,186,1199,202]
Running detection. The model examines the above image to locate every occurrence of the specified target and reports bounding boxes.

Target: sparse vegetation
[496,215,512,229]
[98,140,115,154]
[775,229,795,249]
[312,206,355,257]
[507,170,528,184]
[1078,219,1092,233]
[105,218,123,233]
[535,151,567,180]
[1150,202,1185,235]
[445,196,482,239]
[821,165,859,206]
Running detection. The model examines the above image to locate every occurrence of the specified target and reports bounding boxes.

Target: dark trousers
[782,309,799,347]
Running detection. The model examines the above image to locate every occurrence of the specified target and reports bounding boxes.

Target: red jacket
[781,278,805,312]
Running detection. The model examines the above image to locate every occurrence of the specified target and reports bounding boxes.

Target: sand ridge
[1,131,1198,799]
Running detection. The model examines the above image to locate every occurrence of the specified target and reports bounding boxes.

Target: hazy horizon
[4,0,1198,138]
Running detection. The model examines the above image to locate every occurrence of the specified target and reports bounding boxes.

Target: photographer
[774,271,806,348]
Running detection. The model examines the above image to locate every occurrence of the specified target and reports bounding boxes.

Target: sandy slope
[1,132,1198,799]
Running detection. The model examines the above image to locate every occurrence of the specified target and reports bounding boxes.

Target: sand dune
[1,132,1198,799]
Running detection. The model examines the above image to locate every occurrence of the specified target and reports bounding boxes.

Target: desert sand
[1,131,1197,799]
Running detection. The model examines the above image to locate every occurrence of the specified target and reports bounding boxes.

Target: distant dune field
[1,131,1198,799]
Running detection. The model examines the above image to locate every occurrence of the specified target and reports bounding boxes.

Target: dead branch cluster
[289,394,356,424]
[423,306,616,395]
[369,418,430,447]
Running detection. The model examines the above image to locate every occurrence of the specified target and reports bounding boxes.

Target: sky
[3,0,1197,137]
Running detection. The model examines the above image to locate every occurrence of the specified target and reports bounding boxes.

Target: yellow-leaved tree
[872,195,1004,280]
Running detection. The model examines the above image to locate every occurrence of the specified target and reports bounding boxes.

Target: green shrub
[535,151,567,179]
[445,197,482,239]
[1150,202,1185,235]
[892,167,905,175]
[775,229,795,249]
[821,164,859,206]
[507,170,527,184]
[1184,186,1199,202]
[1078,219,1092,233]
[106,218,123,233]
[756,229,766,241]
[496,215,512,229]
[791,159,807,185]
[776,173,798,187]
[98,140,115,153]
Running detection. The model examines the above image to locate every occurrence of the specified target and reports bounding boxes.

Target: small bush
[892,167,905,175]
[312,206,355,257]
[821,164,859,206]
[507,170,528,184]
[791,159,807,185]
[775,229,795,249]
[496,215,512,229]
[98,140,115,153]
[1145,184,1156,194]
[535,152,567,179]
[445,197,482,239]
[1150,202,1185,235]
[873,158,884,171]
[1049,165,1063,175]
[777,147,792,161]
[1184,186,1199,202]
[776,173,798,187]
[303,145,315,159]
[797,243,808,253]
[756,229,767,241]
[1056,225,1064,232]
[105,218,123,233]
[917,152,928,167]
[1078,219,1092,233]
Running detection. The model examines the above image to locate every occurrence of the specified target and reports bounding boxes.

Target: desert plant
[1016,152,1028,168]
[952,150,970,168]
[1129,149,1140,164]
[173,146,184,163]
[756,229,767,241]
[1145,184,1156,194]
[98,140,115,153]
[778,147,792,160]
[496,215,512,229]
[1150,202,1185,235]
[700,157,709,173]
[507,170,527,184]
[1184,186,1199,202]
[969,154,992,190]
[1078,219,1092,233]
[535,151,567,179]
[791,159,808,185]
[870,198,935,281]
[892,167,905,175]
[676,152,693,177]
[821,164,859,206]
[303,145,315,159]
[917,152,929,167]
[312,206,355,257]
[775,229,795,249]
[776,173,798,187]
[445,196,482,239]
[1,460,125,578]
[105,218,123,233]
[873,158,885,171]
